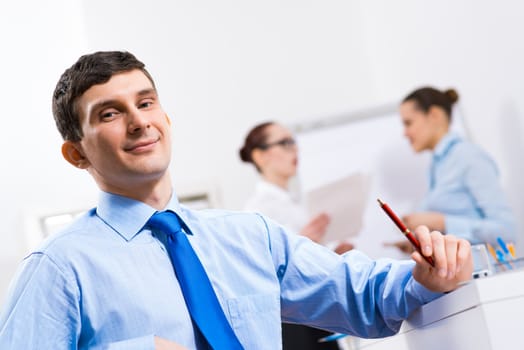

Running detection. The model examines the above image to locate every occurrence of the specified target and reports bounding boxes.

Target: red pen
[377,198,435,266]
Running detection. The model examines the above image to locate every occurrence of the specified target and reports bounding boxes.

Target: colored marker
[497,237,510,257]
[496,249,513,270]
[318,333,348,343]
[507,243,516,259]
[486,243,498,261]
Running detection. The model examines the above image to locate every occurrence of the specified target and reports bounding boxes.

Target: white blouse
[244,180,308,235]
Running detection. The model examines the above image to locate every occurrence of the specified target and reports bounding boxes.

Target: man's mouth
[124,138,159,152]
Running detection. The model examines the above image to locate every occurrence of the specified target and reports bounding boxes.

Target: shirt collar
[96,191,193,241]
[433,132,462,161]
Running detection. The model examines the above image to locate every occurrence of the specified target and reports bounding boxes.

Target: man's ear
[61,141,90,169]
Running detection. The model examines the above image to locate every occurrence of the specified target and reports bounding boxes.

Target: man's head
[52,51,156,142]
[54,51,173,203]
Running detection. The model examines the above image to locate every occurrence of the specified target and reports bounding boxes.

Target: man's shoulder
[182,207,267,224]
[34,208,99,253]
[180,207,284,237]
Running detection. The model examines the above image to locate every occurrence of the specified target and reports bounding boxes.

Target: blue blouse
[419,132,516,244]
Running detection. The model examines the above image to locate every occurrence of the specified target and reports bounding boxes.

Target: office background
[1,0,523,304]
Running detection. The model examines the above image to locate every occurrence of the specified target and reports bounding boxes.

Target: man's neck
[98,173,173,210]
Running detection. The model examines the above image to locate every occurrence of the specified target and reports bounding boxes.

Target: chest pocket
[227,293,281,348]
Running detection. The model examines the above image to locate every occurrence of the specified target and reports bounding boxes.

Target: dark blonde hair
[402,86,459,121]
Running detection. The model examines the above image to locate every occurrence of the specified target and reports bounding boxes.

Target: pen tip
[377,198,384,205]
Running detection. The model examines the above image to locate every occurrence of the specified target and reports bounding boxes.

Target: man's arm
[264,215,472,338]
[0,253,80,349]
[0,254,192,350]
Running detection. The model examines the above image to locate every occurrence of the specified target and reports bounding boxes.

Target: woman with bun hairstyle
[239,121,352,350]
[391,86,516,254]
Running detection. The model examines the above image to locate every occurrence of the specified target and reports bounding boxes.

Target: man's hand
[154,336,187,350]
[410,226,472,293]
[300,213,330,243]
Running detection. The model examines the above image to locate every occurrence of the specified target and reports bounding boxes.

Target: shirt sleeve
[0,253,81,349]
[261,215,442,339]
[0,254,176,350]
[444,153,516,244]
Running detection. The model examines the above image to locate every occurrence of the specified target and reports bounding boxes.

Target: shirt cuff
[408,278,444,305]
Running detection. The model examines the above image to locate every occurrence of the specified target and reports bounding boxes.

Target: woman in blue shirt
[394,86,516,250]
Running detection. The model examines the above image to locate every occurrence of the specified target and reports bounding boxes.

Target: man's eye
[100,110,118,120]
[139,99,154,109]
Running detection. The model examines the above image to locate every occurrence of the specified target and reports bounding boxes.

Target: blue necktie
[148,211,244,350]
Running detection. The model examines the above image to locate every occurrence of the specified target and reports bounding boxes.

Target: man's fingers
[444,235,458,279]
[456,239,471,273]
[414,226,432,257]
[430,230,447,278]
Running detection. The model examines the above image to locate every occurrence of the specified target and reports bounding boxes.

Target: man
[0,51,472,349]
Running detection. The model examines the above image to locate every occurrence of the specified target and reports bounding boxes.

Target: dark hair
[239,121,274,170]
[402,86,459,121]
[52,51,156,141]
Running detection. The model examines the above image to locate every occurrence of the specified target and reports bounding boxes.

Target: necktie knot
[147,211,182,238]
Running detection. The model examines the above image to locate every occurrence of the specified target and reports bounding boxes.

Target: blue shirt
[420,132,516,244]
[0,191,440,349]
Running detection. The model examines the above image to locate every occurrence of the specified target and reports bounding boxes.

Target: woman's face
[400,100,438,152]
[257,124,298,180]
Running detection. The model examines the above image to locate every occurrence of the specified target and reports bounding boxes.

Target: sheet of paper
[305,172,371,243]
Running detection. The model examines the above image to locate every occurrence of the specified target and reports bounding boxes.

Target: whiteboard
[293,104,468,259]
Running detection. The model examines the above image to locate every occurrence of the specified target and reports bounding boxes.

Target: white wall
[80,0,375,210]
[0,0,90,302]
[1,0,523,304]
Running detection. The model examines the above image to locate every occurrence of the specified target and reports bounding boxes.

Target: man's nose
[127,110,149,134]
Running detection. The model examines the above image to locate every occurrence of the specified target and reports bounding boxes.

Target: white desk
[351,268,524,350]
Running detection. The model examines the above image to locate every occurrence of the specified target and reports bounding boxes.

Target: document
[305,172,370,243]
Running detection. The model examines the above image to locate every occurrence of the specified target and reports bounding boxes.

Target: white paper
[305,172,371,243]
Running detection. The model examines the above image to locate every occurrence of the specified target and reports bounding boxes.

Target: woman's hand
[402,212,445,232]
[155,336,188,350]
[300,213,330,243]
[334,241,355,255]
[383,240,415,255]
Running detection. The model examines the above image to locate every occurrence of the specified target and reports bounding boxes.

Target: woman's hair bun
[444,88,459,104]
[239,146,252,163]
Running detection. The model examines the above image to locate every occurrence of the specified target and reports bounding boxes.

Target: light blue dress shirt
[419,132,516,244]
[0,191,441,349]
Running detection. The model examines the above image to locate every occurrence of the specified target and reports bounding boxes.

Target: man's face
[72,69,172,195]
